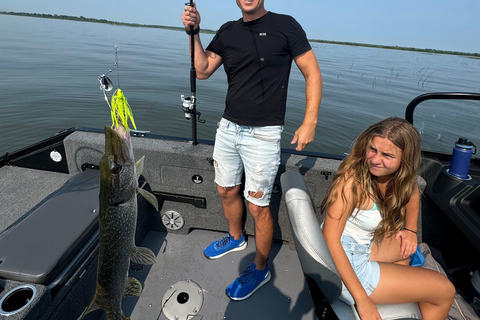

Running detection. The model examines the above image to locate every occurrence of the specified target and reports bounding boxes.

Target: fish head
[100,122,137,205]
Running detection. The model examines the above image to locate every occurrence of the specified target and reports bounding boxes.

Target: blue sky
[1,0,479,53]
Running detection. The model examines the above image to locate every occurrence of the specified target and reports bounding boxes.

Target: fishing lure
[97,45,137,132]
[110,89,137,131]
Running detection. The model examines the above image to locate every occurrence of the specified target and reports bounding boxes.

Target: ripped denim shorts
[213,118,283,207]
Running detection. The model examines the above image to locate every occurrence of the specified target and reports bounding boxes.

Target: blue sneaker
[226,263,271,301]
[204,233,247,259]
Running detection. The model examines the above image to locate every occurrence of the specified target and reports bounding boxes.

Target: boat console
[422,158,480,254]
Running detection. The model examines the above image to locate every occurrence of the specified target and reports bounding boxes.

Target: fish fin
[124,277,143,298]
[77,298,101,320]
[135,155,159,211]
[137,187,159,211]
[130,246,156,265]
[135,156,145,180]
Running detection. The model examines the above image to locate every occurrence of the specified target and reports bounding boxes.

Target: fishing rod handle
[190,69,196,94]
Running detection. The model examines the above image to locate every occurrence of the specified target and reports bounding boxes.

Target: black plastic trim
[152,191,206,209]
[0,128,76,173]
[305,275,340,320]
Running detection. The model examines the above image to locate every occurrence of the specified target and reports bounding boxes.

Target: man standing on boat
[182,0,323,300]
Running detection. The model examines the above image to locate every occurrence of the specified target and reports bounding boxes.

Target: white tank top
[343,202,382,245]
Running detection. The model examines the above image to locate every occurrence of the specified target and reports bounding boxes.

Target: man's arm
[291,49,323,151]
[182,2,223,79]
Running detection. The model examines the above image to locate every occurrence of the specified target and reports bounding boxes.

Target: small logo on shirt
[259,32,267,36]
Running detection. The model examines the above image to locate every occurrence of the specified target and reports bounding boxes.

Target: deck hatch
[161,280,204,320]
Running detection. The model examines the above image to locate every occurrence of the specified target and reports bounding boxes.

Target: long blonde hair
[321,117,421,242]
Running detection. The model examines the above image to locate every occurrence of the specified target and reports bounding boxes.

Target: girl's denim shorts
[339,234,381,305]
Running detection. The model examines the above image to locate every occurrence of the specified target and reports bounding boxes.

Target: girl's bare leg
[370,263,455,319]
[370,236,455,319]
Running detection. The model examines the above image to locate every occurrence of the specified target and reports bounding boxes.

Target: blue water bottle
[448,137,476,180]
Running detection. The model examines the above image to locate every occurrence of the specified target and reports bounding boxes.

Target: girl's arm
[396,184,420,258]
[322,178,380,319]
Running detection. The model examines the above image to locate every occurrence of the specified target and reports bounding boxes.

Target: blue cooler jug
[449,137,476,180]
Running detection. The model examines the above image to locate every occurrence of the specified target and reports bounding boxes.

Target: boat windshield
[412,99,480,159]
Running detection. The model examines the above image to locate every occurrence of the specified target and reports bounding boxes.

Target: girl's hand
[357,297,382,320]
[395,229,418,259]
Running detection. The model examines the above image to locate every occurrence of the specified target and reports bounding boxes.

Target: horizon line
[1,11,478,57]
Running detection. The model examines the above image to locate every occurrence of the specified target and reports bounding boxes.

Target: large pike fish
[79,121,158,320]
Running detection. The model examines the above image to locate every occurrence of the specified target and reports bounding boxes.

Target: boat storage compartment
[428,166,480,253]
[0,169,100,286]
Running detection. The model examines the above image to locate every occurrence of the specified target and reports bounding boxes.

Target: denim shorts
[338,235,381,305]
[213,118,283,207]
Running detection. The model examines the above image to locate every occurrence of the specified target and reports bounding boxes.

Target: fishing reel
[181,95,205,123]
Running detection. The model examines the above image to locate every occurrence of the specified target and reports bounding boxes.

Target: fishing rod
[181,0,205,145]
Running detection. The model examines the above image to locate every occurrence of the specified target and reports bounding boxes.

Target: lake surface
[1,15,479,157]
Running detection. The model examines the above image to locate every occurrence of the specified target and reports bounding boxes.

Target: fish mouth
[104,122,132,162]
[113,121,131,144]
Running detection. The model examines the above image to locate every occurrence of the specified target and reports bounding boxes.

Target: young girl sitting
[322,117,455,320]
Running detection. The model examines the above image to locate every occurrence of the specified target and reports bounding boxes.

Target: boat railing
[405,92,480,124]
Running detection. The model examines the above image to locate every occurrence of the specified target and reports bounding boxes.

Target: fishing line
[110,0,120,89]
[108,0,120,89]
[98,0,121,110]
[98,46,120,110]
[115,45,120,88]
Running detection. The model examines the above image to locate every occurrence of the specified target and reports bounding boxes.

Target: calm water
[1,15,480,157]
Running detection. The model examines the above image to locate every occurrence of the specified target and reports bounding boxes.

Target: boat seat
[281,171,422,320]
[0,169,100,286]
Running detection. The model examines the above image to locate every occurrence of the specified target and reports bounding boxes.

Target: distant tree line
[1,11,478,57]
[0,11,216,33]
[310,39,480,57]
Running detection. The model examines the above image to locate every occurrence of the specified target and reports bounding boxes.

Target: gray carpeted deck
[119,229,316,320]
[0,166,73,234]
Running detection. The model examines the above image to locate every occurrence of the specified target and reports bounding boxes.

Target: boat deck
[125,230,316,320]
[0,165,318,320]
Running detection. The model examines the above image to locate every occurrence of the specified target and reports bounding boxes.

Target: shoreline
[1,11,479,58]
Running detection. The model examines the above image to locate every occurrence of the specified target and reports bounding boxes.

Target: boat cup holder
[432,168,468,193]
[0,284,37,316]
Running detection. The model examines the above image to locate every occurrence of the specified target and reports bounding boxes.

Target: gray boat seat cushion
[281,171,422,320]
[0,169,100,285]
